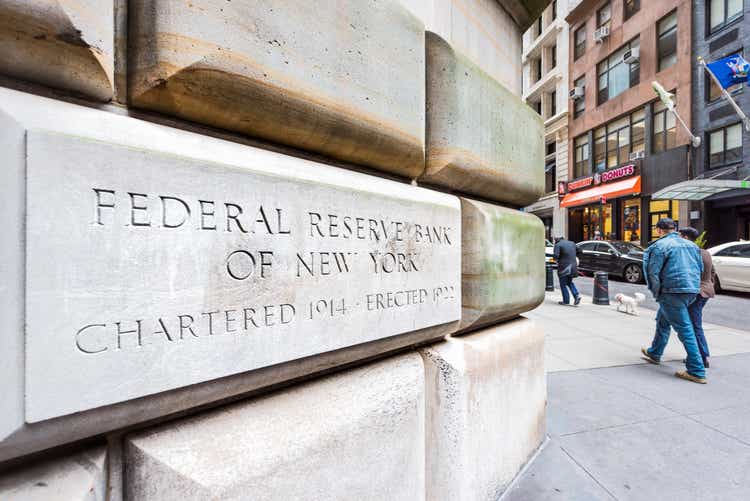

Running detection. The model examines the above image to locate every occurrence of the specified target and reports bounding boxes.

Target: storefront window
[623,199,641,242]
[581,204,613,240]
[649,200,680,239]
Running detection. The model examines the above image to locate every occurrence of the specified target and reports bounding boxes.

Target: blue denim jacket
[643,232,702,299]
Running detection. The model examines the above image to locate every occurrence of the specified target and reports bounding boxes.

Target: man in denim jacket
[641,218,706,383]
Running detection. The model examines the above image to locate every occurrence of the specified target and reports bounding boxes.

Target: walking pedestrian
[679,227,714,368]
[553,235,581,306]
[641,218,706,384]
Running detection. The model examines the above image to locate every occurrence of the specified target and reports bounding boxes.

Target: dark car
[576,240,645,283]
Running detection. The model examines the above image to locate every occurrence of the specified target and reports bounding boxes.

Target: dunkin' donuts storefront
[561,164,643,243]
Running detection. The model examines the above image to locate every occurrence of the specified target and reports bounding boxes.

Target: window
[715,244,750,257]
[545,142,556,193]
[534,100,542,116]
[578,242,597,251]
[709,122,743,168]
[575,26,586,60]
[593,108,645,171]
[657,11,678,71]
[597,3,612,28]
[709,0,743,34]
[708,51,744,102]
[649,200,680,238]
[598,39,640,104]
[550,44,557,69]
[574,135,590,178]
[537,16,543,37]
[573,76,586,118]
[624,0,640,20]
[652,99,677,153]
[534,57,542,82]
[550,90,557,116]
[552,0,557,20]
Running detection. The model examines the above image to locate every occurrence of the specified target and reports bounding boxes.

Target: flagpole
[699,56,750,132]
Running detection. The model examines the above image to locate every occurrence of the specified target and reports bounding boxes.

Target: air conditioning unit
[594,26,610,43]
[628,150,645,161]
[623,47,640,64]
[569,86,584,100]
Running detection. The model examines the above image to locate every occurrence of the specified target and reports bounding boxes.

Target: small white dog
[615,292,646,315]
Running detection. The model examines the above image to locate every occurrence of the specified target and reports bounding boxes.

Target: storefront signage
[601,164,635,183]
[557,181,567,199]
[567,177,594,191]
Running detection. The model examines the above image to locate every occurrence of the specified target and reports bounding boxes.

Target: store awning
[560,176,641,208]
[652,179,750,201]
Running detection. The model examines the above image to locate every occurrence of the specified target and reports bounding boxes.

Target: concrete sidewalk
[502,293,750,501]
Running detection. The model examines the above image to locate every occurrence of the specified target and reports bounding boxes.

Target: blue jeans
[688,294,710,361]
[559,275,579,304]
[647,293,705,378]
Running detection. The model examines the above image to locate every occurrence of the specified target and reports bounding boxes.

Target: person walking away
[641,218,706,383]
[553,236,581,306]
[680,227,714,368]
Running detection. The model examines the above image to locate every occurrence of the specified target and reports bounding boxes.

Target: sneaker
[641,347,660,365]
[558,301,569,306]
[574,295,581,306]
[675,371,707,384]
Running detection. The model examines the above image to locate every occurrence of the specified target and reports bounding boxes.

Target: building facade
[691,0,750,245]
[563,0,693,245]
[523,0,572,241]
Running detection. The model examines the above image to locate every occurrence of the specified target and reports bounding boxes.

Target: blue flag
[707,54,750,89]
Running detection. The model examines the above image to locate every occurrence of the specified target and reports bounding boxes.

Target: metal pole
[700,57,750,132]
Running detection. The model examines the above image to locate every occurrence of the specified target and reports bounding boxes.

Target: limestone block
[459,198,544,332]
[420,318,546,501]
[421,32,544,206]
[0,0,114,100]
[126,353,425,501]
[0,87,459,462]
[0,446,107,500]
[129,0,425,178]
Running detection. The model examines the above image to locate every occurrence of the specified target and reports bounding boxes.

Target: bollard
[593,271,610,305]
[545,263,554,291]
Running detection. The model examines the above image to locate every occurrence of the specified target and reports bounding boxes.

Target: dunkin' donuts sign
[567,164,636,192]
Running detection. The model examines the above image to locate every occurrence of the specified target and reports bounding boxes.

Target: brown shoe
[675,371,707,384]
[641,347,660,365]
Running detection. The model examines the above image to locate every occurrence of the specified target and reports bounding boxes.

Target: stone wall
[0,1,549,499]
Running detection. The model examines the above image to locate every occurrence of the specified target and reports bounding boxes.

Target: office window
[574,135,590,178]
[545,142,556,193]
[537,16,543,37]
[598,39,640,104]
[624,0,640,20]
[574,26,586,60]
[550,44,557,69]
[597,3,612,28]
[709,122,743,167]
[708,51,743,101]
[709,0,743,34]
[534,57,542,82]
[652,99,677,153]
[534,100,542,116]
[573,76,586,118]
[552,0,557,20]
[550,90,557,116]
[593,109,646,171]
[657,11,678,71]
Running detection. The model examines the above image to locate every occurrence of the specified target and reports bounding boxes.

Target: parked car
[545,239,555,265]
[576,240,645,283]
[708,240,750,293]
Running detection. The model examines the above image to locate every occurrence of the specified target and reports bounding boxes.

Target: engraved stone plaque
[18,103,460,423]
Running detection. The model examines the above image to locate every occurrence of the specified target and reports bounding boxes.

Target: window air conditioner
[623,47,640,64]
[569,86,584,100]
[594,26,610,43]
[628,150,645,161]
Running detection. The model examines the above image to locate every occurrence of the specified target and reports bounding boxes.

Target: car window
[578,242,597,251]
[594,243,613,253]
[611,242,643,253]
[716,244,750,257]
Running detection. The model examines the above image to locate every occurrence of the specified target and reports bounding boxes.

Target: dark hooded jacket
[553,238,579,278]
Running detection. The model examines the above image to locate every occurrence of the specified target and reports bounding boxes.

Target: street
[568,274,747,331]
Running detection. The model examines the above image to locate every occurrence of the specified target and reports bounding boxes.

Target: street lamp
[652,81,701,148]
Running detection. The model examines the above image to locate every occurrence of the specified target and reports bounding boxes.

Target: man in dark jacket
[553,236,581,306]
